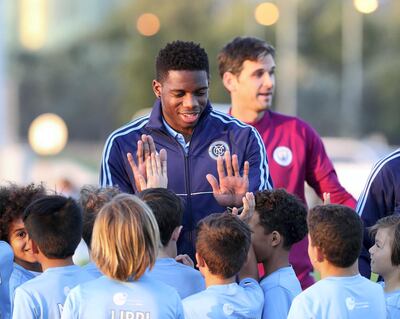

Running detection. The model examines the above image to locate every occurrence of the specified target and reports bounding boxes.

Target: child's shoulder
[260,266,300,291]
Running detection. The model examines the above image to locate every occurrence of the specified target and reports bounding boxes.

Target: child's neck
[319,261,359,279]
[383,270,400,293]
[39,256,74,271]
[262,250,290,277]
[205,275,236,288]
[157,241,177,259]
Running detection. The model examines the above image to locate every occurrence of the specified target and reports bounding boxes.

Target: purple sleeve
[304,125,356,208]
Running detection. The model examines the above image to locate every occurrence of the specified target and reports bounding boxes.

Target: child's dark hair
[79,185,120,249]
[255,189,307,249]
[218,36,275,78]
[369,215,400,266]
[308,204,363,268]
[23,195,82,259]
[139,188,184,247]
[156,40,209,82]
[0,183,46,241]
[196,212,251,279]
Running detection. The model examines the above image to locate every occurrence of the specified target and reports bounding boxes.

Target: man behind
[101,40,273,259]
[218,36,356,288]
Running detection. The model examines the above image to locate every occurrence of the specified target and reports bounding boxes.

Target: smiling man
[218,36,356,289]
[100,40,273,259]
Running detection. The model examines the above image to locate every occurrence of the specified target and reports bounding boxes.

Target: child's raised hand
[175,254,194,268]
[231,192,254,224]
[323,192,331,205]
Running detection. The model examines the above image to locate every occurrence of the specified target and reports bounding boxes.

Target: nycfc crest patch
[208,141,230,160]
[273,146,293,167]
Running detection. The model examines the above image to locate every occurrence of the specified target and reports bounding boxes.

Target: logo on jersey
[208,141,230,160]
[273,146,293,167]
[346,297,356,310]
[113,292,128,306]
[223,303,234,315]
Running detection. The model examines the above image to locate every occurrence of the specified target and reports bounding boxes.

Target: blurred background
[0,0,398,201]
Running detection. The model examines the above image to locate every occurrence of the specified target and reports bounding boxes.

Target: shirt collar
[162,117,190,153]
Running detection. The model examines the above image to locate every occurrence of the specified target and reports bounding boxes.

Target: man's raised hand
[206,150,249,207]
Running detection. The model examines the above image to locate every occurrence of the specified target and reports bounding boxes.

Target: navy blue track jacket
[100,99,273,257]
[356,148,400,277]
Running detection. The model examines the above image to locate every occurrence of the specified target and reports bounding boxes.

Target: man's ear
[271,230,281,247]
[222,72,238,92]
[171,226,183,242]
[152,79,162,98]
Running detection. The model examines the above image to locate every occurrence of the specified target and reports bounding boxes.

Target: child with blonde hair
[61,194,183,319]
[369,215,400,318]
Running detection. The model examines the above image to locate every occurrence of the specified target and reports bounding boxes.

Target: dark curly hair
[308,204,363,268]
[156,40,209,82]
[79,185,121,249]
[0,183,46,242]
[218,36,275,78]
[255,189,307,250]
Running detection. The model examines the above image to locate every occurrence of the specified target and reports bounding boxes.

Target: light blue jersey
[386,289,400,319]
[287,274,387,319]
[182,278,264,318]
[378,282,400,319]
[260,266,301,319]
[0,241,14,319]
[9,264,40,306]
[147,258,205,299]
[12,265,94,319]
[61,273,184,319]
[82,261,102,279]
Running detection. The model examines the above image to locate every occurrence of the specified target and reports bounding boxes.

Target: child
[182,201,264,318]
[79,185,120,277]
[369,215,400,318]
[12,195,94,319]
[287,204,386,318]
[61,193,184,318]
[139,188,205,298]
[0,183,45,301]
[250,189,307,319]
[0,241,14,319]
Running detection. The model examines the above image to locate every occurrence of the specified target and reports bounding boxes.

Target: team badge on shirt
[208,141,230,160]
[113,292,128,306]
[273,146,293,167]
[223,303,234,315]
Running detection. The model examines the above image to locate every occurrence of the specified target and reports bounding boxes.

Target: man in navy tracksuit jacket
[100,41,273,258]
[357,148,400,277]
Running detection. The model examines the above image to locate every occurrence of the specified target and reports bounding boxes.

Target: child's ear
[171,226,183,242]
[195,252,205,269]
[271,231,281,247]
